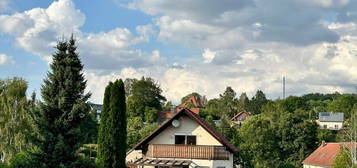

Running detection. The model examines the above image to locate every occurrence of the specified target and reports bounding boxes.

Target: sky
[0,0,356,104]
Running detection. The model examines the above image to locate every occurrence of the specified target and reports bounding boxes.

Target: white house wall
[316,120,343,130]
[126,115,234,168]
[149,116,222,146]
[303,164,329,168]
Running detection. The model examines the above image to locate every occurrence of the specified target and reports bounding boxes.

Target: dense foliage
[196,87,356,167]
[97,82,112,167]
[0,78,33,163]
[97,80,127,168]
[29,37,91,168]
[125,77,166,121]
[332,147,353,168]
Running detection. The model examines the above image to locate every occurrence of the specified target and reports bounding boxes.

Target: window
[175,135,197,145]
[175,135,186,145]
[187,136,196,145]
[335,125,339,129]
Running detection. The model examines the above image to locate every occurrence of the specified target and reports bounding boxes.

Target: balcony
[145,144,230,160]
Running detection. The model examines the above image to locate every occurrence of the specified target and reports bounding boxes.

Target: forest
[0,38,356,168]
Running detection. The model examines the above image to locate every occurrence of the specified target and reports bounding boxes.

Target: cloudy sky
[0,0,356,104]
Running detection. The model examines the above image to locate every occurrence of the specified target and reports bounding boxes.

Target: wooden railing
[145,144,230,160]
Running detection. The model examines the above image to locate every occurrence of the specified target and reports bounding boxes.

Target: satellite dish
[172,119,180,127]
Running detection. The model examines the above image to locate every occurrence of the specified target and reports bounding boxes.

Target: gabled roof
[319,112,344,122]
[303,142,356,166]
[133,108,237,153]
[231,110,250,121]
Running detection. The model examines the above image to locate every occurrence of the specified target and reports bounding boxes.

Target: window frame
[174,133,197,145]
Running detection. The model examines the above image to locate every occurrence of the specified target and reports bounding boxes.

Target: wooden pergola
[128,158,192,167]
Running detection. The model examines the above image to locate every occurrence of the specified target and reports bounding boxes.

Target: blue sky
[0,0,356,103]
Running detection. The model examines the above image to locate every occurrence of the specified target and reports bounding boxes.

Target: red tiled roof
[133,108,237,153]
[180,95,206,108]
[303,142,356,166]
[157,110,174,119]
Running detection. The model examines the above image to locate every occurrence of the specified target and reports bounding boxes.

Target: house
[176,95,206,114]
[231,110,250,127]
[316,112,344,130]
[302,142,356,168]
[157,95,206,123]
[127,108,237,168]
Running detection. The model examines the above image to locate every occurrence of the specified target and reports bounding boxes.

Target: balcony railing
[145,144,230,160]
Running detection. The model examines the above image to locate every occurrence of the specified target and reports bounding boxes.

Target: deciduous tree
[0,78,32,164]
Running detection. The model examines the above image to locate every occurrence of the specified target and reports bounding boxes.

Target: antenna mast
[283,76,286,99]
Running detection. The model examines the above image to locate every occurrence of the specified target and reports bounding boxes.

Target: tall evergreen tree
[97,82,113,167]
[97,80,127,168]
[219,87,238,117]
[238,92,250,112]
[30,37,91,168]
[250,90,268,115]
[110,80,127,168]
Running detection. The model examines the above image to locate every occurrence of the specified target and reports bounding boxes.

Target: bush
[70,157,97,168]
[0,163,8,168]
[278,163,295,168]
[9,152,37,168]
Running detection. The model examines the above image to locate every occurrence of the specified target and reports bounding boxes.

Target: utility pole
[351,101,356,166]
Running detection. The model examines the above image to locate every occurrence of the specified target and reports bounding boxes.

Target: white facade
[303,164,329,168]
[316,120,343,130]
[126,115,234,168]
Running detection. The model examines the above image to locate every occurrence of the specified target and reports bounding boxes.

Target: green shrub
[9,152,37,168]
[70,157,97,168]
[278,163,295,168]
[0,163,8,168]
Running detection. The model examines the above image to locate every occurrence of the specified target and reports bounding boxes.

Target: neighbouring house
[316,112,344,130]
[127,108,237,168]
[302,142,356,168]
[157,95,206,123]
[176,95,206,114]
[231,110,250,127]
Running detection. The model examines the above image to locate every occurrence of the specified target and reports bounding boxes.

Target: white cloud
[131,0,351,45]
[136,24,156,41]
[0,0,84,60]
[0,0,164,69]
[0,54,14,65]
[84,35,357,104]
[1,0,357,104]
[202,49,216,63]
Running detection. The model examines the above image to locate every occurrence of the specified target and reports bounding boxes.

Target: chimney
[321,140,326,147]
[171,106,176,115]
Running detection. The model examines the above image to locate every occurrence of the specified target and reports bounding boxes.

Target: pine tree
[250,90,268,115]
[30,36,91,168]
